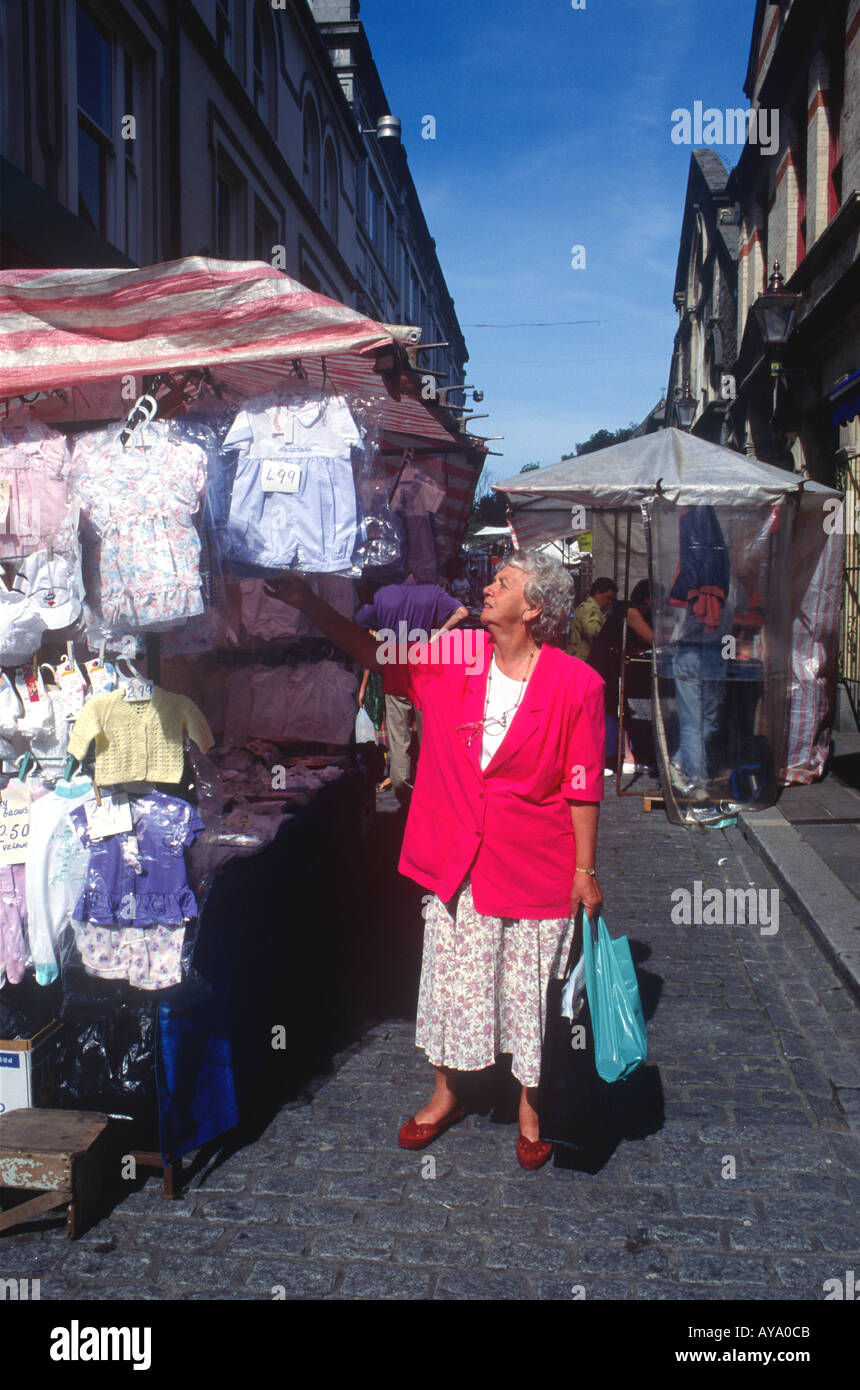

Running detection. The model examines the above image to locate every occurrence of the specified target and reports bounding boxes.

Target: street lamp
[360,115,402,143]
[672,380,697,430]
[752,261,802,376]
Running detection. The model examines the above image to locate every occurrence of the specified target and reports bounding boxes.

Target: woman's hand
[571,869,603,922]
[263,574,311,609]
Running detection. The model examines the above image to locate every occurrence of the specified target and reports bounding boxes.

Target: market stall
[495,429,843,826]
[0,257,484,1191]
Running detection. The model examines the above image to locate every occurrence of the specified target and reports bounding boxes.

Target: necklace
[481,648,537,736]
[456,647,539,748]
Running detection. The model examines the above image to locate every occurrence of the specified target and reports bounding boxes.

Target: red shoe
[517,1133,553,1170]
[398,1106,465,1150]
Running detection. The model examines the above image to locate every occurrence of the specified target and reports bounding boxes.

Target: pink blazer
[383,631,605,918]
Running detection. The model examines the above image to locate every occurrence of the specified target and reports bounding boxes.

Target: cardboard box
[0,1022,63,1115]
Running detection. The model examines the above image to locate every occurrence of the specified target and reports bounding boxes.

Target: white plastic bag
[355,707,377,744]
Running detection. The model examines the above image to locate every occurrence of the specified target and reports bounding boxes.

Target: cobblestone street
[3,791,860,1302]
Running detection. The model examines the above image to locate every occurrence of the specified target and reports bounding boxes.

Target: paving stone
[291,1148,371,1173]
[773,1257,855,1295]
[364,1204,449,1234]
[96,1219,228,1253]
[395,1236,485,1269]
[245,1260,336,1297]
[157,1254,247,1290]
[321,1174,406,1203]
[759,1194,860,1228]
[483,1239,569,1272]
[195,1196,285,1224]
[247,1169,322,1197]
[55,1247,153,1280]
[433,1270,530,1300]
[340,1262,432,1299]
[226,1228,308,1262]
[727,1223,817,1253]
[678,1253,772,1284]
[310,1229,394,1261]
[186,1169,249,1194]
[577,1245,672,1278]
[538,1277,632,1300]
[410,1177,492,1208]
[285,1199,362,1227]
[452,1209,546,1239]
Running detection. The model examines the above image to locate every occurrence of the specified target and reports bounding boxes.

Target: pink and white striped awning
[0,257,484,561]
[0,257,417,394]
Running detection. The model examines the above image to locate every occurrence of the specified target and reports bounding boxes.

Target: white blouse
[480,658,530,771]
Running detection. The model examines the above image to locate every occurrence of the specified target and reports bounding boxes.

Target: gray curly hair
[504,547,574,646]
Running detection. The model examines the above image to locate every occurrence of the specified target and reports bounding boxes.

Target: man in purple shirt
[356,574,469,806]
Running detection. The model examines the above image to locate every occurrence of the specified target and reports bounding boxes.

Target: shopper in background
[449,558,473,607]
[354,572,468,806]
[568,577,617,661]
[264,549,604,1170]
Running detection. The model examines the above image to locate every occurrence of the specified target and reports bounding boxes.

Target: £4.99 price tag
[0,783,31,864]
[260,460,303,494]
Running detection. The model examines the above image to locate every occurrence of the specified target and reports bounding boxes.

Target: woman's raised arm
[263,575,383,672]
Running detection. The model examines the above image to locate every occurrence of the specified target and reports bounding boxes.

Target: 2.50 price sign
[0,796,30,865]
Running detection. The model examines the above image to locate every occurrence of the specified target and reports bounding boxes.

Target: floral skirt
[415,878,575,1087]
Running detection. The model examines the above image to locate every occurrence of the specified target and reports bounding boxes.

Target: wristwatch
[576,866,597,876]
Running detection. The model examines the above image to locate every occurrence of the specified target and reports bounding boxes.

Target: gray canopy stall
[495,429,843,826]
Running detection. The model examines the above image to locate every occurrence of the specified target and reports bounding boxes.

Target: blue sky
[358,0,757,483]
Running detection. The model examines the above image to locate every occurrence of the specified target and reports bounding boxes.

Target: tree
[519,462,541,472]
[466,469,508,536]
[562,422,639,459]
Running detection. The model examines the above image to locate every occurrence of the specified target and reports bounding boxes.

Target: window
[253,11,265,115]
[302,97,321,208]
[76,5,112,235]
[254,198,278,265]
[252,3,275,126]
[123,53,138,262]
[216,0,232,61]
[825,24,844,223]
[387,209,396,271]
[323,141,338,238]
[216,175,232,256]
[789,96,806,264]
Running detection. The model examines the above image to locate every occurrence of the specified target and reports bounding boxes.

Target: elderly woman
[264,548,605,1170]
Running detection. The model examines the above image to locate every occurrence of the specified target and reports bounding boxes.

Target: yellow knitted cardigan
[68,687,214,785]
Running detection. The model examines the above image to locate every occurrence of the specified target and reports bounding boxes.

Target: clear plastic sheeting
[649,498,793,826]
[219,660,358,747]
[783,490,845,783]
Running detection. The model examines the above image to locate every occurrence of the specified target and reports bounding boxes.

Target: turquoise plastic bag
[582,913,647,1083]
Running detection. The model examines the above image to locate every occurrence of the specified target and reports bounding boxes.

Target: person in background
[622,579,655,772]
[667,505,731,800]
[355,572,468,806]
[449,558,472,607]
[568,577,617,662]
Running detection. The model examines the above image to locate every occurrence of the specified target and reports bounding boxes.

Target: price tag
[260,460,303,494]
[85,658,116,694]
[0,783,31,864]
[54,660,87,718]
[0,480,10,527]
[84,791,133,840]
[123,679,154,703]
